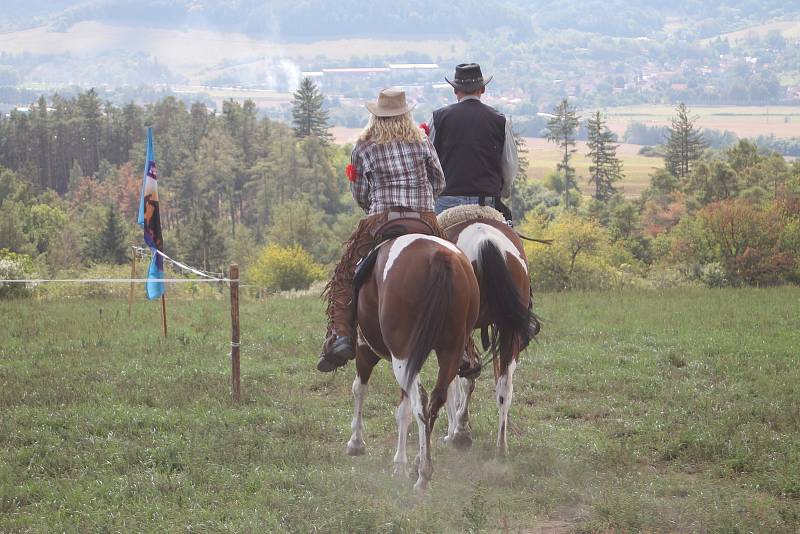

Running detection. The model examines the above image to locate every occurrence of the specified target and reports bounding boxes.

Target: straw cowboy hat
[445,63,493,93]
[365,89,415,117]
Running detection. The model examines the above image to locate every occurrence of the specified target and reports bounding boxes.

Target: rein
[515,232,553,245]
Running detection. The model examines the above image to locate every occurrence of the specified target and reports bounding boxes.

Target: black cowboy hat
[445,63,493,93]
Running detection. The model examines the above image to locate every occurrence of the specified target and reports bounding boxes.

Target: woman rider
[317,89,446,372]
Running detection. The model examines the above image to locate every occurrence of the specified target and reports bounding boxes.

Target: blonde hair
[359,112,424,144]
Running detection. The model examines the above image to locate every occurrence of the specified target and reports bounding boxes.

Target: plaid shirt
[350,137,445,215]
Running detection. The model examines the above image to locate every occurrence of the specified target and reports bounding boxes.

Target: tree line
[0,81,353,281]
[513,99,800,289]
[1,85,799,294]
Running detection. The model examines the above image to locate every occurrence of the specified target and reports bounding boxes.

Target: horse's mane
[437,205,504,231]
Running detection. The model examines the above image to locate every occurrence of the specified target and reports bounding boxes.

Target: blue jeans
[435,195,497,215]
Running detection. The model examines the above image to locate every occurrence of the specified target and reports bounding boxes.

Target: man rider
[427,63,518,217]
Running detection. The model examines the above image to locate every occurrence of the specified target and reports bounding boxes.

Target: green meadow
[525,138,661,198]
[603,104,800,140]
[1,288,799,532]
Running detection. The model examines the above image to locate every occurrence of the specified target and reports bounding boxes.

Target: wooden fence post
[160,294,168,338]
[229,264,241,402]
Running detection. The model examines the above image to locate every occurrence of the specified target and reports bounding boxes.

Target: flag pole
[127,246,137,316]
[160,294,167,338]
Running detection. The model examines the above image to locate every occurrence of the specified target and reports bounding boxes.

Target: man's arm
[426,113,436,144]
[425,138,445,197]
[500,117,519,198]
[349,149,371,212]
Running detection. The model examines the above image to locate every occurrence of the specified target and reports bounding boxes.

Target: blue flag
[137,127,165,299]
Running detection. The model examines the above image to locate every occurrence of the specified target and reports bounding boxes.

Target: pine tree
[93,204,128,264]
[291,78,331,143]
[77,89,102,176]
[586,111,623,201]
[33,96,53,191]
[509,129,535,220]
[179,208,226,272]
[513,129,530,184]
[545,98,580,210]
[664,102,707,183]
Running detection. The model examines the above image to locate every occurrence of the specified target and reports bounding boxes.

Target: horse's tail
[404,248,454,391]
[477,239,536,370]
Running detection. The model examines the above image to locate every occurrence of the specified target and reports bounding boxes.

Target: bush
[248,244,326,292]
[519,213,640,291]
[644,265,697,289]
[669,199,796,286]
[699,262,729,288]
[0,249,35,299]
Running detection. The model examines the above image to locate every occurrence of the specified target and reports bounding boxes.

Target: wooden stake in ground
[160,294,167,338]
[229,264,241,402]
[127,247,137,317]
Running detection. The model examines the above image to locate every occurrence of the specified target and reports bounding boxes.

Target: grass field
[525,138,660,198]
[2,288,799,532]
[700,19,800,45]
[603,104,800,140]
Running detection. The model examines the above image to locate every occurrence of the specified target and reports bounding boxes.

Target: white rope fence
[0,247,236,285]
[0,278,230,284]
[132,246,227,280]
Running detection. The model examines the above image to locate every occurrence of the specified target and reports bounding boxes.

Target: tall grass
[1,288,798,531]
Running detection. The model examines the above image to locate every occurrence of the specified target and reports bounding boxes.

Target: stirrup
[316,336,354,372]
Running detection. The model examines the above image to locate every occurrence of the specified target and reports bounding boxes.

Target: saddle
[351,209,437,326]
[371,209,436,242]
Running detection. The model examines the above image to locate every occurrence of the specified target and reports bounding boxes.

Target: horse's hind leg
[429,349,461,438]
[496,358,518,455]
[346,344,380,456]
[391,357,432,492]
[392,391,412,477]
[444,376,463,443]
[450,375,475,449]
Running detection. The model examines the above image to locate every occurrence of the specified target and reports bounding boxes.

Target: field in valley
[525,138,660,198]
[1,289,799,532]
[700,19,800,44]
[603,104,800,140]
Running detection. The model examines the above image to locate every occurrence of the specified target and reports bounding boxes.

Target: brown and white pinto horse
[439,206,539,454]
[345,233,480,492]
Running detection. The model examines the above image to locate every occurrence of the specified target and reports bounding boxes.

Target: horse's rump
[444,216,539,371]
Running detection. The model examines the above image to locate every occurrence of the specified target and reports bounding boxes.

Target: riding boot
[317,289,356,372]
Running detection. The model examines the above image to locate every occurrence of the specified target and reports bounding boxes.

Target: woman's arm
[349,148,371,212]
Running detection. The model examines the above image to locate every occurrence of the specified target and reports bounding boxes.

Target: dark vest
[432,98,506,197]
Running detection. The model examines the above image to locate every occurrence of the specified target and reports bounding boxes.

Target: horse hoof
[450,431,472,450]
[346,440,366,456]
[414,478,430,493]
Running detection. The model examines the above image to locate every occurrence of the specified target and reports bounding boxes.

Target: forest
[1,88,798,297]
